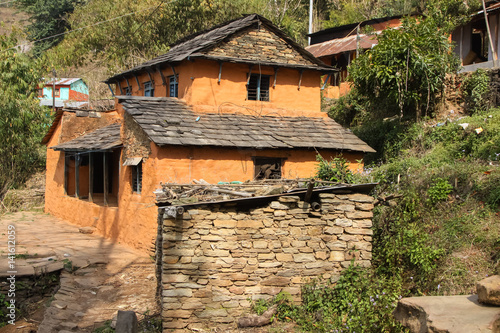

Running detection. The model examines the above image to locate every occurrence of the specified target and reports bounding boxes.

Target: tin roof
[43,78,83,86]
[119,96,375,153]
[306,33,378,58]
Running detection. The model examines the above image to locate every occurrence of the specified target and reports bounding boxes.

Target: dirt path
[0,211,158,332]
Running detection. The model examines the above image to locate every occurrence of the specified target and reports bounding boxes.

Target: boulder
[394,295,500,333]
[477,275,500,306]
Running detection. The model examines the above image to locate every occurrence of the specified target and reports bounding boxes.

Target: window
[169,75,178,97]
[247,74,270,101]
[54,88,60,97]
[125,86,132,96]
[144,81,154,97]
[131,162,142,193]
[254,157,282,180]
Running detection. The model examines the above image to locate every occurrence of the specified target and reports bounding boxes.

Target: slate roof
[105,14,335,83]
[50,123,122,151]
[119,96,375,153]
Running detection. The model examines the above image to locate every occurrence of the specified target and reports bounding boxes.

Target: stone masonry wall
[206,26,312,66]
[159,192,374,331]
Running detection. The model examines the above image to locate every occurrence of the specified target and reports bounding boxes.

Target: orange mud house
[43,14,375,252]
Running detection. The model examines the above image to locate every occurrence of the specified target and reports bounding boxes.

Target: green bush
[461,69,491,114]
[427,178,453,205]
[278,264,405,332]
[316,155,355,184]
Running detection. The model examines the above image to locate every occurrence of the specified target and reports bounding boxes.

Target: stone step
[394,295,500,333]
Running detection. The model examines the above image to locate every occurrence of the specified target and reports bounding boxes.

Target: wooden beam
[64,153,68,195]
[146,69,154,83]
[218,61,223,84]
[157,67,167,86]
[304,179,314,203]
[460,26,464,63]
[103,152,109,206]
[134,74,141,90]
[89,153,94,203]
[170,65,178,85]
[107,83,115,97]
[117,81,124,95]
[246,65,254,85]
[482,0,497,61]
[125,78,131,90]
[75,154,80,198]
[321,73,331,90]
[298,69,303,90]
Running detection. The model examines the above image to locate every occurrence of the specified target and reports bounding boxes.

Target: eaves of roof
[49,123,122,152]
[118,96,376,153]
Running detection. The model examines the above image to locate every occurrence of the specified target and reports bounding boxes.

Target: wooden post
[103,152,109,206]
[64,153,68,195]
[89,153,94,202]
[304,179,314,203]
[75,154,80,198]
[460,26,463,64]
[482,0,498,61]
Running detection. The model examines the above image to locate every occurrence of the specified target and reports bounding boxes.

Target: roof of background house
[306,33,378,58]
[40,100,88,108]
[105,14,335,84]
[308,14,406,40]
[50,123,122,151]
[42,78,84,86]
[119,96,376,153]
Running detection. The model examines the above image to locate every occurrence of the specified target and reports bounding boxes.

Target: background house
[38,78,89,109]
[44,14,375,252]
[452,1,500,72]
[306,15,406,98]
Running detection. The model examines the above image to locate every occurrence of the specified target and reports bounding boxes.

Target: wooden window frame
[253,157,284,180]
[168,75,178,97]
[144,81,154,97]
[247,74,270,101]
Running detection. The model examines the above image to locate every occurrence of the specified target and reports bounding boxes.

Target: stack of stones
[159,192,374,331]
[207,27,311,65]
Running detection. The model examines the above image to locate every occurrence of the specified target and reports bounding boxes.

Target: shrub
[461,69,491,114]
[316,155,355,184]
[427,177,453,205]
[280,264,405,332]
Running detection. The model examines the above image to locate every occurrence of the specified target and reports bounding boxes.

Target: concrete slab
[394,295,500,333]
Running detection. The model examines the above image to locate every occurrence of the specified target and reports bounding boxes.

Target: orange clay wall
[45,111,158,252]
[46,112,363,252]
[115,59,326,118]
[147,144,364,184]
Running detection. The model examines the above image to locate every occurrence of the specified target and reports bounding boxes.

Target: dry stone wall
[206,26,312,66]
[159,192,374,331]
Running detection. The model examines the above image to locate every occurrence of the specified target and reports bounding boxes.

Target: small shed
[155,181,376,331]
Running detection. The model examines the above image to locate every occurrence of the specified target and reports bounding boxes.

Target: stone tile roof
[119,96,375,153]
[50,123,122,151]
[105,14,335,83]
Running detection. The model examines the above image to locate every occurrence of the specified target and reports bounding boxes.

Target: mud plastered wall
[159,192,374,331]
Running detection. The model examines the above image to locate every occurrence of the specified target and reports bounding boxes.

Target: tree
[0,33,52,201]
[15,0,82,56]
[347,15,460,121]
